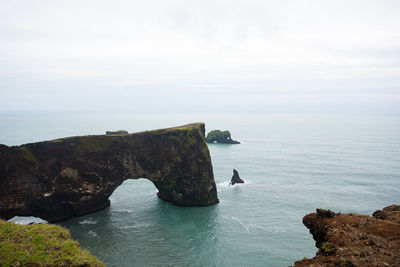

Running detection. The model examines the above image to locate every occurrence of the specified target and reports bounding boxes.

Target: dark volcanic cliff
[0,123,219,222]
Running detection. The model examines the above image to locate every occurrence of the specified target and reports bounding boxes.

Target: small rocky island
[0,123,219,222]
[292,205,400,266]
[205,130,240,144]
[230,169,244,185]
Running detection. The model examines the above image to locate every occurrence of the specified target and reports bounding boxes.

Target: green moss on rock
[78,135,115,152]
[20,147,37,163]
[0,219,104,267]
[106,130,128,135]
[321,242,337,255]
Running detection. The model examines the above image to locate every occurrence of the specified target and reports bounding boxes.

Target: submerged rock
[205,130,240,144]
[230,169,244,185]
[0,123,219,222]
[292,205,400,267]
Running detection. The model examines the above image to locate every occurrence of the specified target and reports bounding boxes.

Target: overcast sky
[1,0,399,114]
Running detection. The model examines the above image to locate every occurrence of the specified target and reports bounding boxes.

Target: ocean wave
[224,216,283,236]
[118,223,152,230]
[230,216,250,232]
[114,209,135,214]
[250,224,276,234]
[217,181,231,189]
[88,230,98,237]
[217,180,252,190]
[78,218,97,225]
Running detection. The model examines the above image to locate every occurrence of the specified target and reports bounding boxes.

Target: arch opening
[109,178,159,207]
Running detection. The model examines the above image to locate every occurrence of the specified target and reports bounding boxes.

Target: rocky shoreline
[292,205,400,267]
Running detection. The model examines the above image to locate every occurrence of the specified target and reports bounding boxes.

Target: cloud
[0,0,399,113]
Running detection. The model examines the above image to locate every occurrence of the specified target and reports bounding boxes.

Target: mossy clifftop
[0,219,104,267]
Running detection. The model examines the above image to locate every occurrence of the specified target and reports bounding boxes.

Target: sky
[1,0,400,114]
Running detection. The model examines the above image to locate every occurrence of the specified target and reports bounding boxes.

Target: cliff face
[292,205,400,267]
[0,123,219,222]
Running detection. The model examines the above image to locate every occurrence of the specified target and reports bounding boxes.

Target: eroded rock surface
[292,205,400,267]
[372,204,400,224]
[0,123,219,222]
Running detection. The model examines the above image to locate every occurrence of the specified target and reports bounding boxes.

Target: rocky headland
[0,123,219,222]
[292,205,400,267]
[205,130,240,144]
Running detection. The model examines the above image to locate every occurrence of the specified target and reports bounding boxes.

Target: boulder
[372,204,400,224]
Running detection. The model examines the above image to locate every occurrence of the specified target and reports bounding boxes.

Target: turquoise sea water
[1,112,400,266]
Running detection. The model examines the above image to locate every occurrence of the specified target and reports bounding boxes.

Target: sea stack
[205,130,240,144]
[230,169,244,185]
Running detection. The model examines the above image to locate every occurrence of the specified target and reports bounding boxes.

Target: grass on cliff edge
[0,219,104,267]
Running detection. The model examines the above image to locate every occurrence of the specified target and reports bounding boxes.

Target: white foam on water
[250,224,276,235]
[88,230,98,237]
[114,209,135,213]
[78,218,97,225]
[216,181,230,189]
[7,216,48,225]
[231,216,250,233]
[217,180,253,191]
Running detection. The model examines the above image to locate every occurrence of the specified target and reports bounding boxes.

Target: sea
[1,111,400,267]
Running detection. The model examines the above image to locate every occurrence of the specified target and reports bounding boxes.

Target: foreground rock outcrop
[0,123,219,222]
[205,130,240,144]
[372,204,400,224]
[0,219,104,266]
[292,205,400,267]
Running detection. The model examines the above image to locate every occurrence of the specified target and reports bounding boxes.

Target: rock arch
[0,123,219,222]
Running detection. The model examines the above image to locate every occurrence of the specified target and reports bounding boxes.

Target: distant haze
[1,0,399,114]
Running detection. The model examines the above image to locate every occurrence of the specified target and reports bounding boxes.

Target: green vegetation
[78,136,115,152]
[335,260,355,267]
[321,242,337,255]
[20,147,37,163]
[50,138,64,143]
[0,219,104,267]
